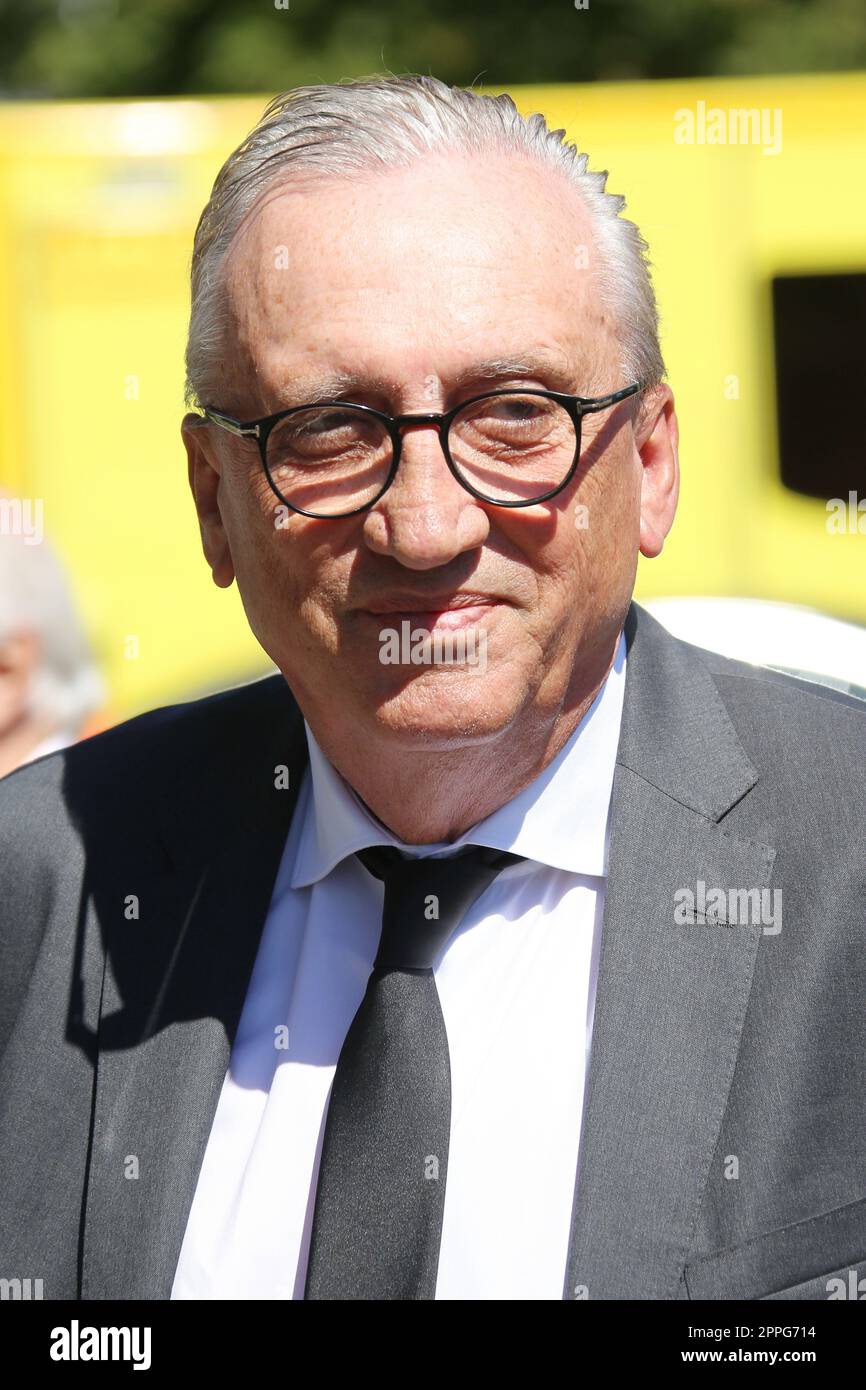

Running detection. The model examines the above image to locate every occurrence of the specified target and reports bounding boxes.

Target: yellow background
[1,74,863,720]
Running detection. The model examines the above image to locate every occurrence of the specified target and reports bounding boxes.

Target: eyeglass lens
[263,394,579,517]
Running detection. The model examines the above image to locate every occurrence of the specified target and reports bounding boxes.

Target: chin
[368,665,521,748]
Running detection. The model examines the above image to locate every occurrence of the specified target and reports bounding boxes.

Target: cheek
[506,462,639,629]
[219,480,297,621]
[489,513,582,640]
[579,440,641,548]
[236,525,353,659]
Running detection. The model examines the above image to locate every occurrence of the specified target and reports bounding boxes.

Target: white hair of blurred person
[0,516,105,777]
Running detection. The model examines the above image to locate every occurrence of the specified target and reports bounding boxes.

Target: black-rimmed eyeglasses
[200,382,644,519]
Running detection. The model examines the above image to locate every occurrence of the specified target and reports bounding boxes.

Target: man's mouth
[359,594,504,633]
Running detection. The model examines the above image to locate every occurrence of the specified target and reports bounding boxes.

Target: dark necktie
[303,842,523,1300]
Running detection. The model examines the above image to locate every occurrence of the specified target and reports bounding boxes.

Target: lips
[359,594,503,632]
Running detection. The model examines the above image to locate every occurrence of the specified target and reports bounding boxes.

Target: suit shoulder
[691,641,866,722]
[674,638,866,805]
[0,671,296,838]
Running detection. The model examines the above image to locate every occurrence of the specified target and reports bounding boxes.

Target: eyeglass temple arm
[202,409,261,438]
[578,382,646,415]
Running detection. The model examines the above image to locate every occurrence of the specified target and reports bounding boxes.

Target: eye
[267,406,390,469]
[456,394,564,439]
[298,409,367,436]
[483,398,545,422]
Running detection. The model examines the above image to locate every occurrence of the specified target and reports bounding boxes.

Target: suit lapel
[81,676,308,1299]
[564,605,776,1299]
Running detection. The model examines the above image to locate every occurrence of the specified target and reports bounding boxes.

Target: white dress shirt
[171,630,626,1300]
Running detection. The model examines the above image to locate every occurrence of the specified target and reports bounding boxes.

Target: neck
[307,633,620,845]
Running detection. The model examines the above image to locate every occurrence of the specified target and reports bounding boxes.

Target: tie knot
[356,843,523,971]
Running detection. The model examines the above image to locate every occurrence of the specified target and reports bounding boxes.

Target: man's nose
[361,420,490,569]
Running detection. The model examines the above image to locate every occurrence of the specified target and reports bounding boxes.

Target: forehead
[220,149,614,408]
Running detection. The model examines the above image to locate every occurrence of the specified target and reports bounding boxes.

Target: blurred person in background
[0,507,105,778]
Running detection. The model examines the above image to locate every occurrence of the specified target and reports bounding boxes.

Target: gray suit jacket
[1,601,865,1301]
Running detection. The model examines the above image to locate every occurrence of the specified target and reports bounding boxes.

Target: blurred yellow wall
[0,74,863,720]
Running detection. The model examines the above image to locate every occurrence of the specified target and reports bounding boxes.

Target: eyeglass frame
[199,381,646,519]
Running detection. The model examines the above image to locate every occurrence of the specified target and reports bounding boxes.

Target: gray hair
[185,73,666,411]
[0,519,105,733]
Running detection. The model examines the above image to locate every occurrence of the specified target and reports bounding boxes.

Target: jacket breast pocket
[683,1195,866,1300]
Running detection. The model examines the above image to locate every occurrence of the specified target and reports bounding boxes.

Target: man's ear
[182,414,235,589]
[636,385,679,560]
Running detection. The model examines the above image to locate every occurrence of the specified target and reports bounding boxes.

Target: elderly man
[0,75,864,1303]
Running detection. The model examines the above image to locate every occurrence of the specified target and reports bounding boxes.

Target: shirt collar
[290,628,626,887]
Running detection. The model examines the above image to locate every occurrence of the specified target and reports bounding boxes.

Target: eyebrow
[277,352,579,407]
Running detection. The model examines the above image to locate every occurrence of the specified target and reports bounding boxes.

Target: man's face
[185,150,677,751]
